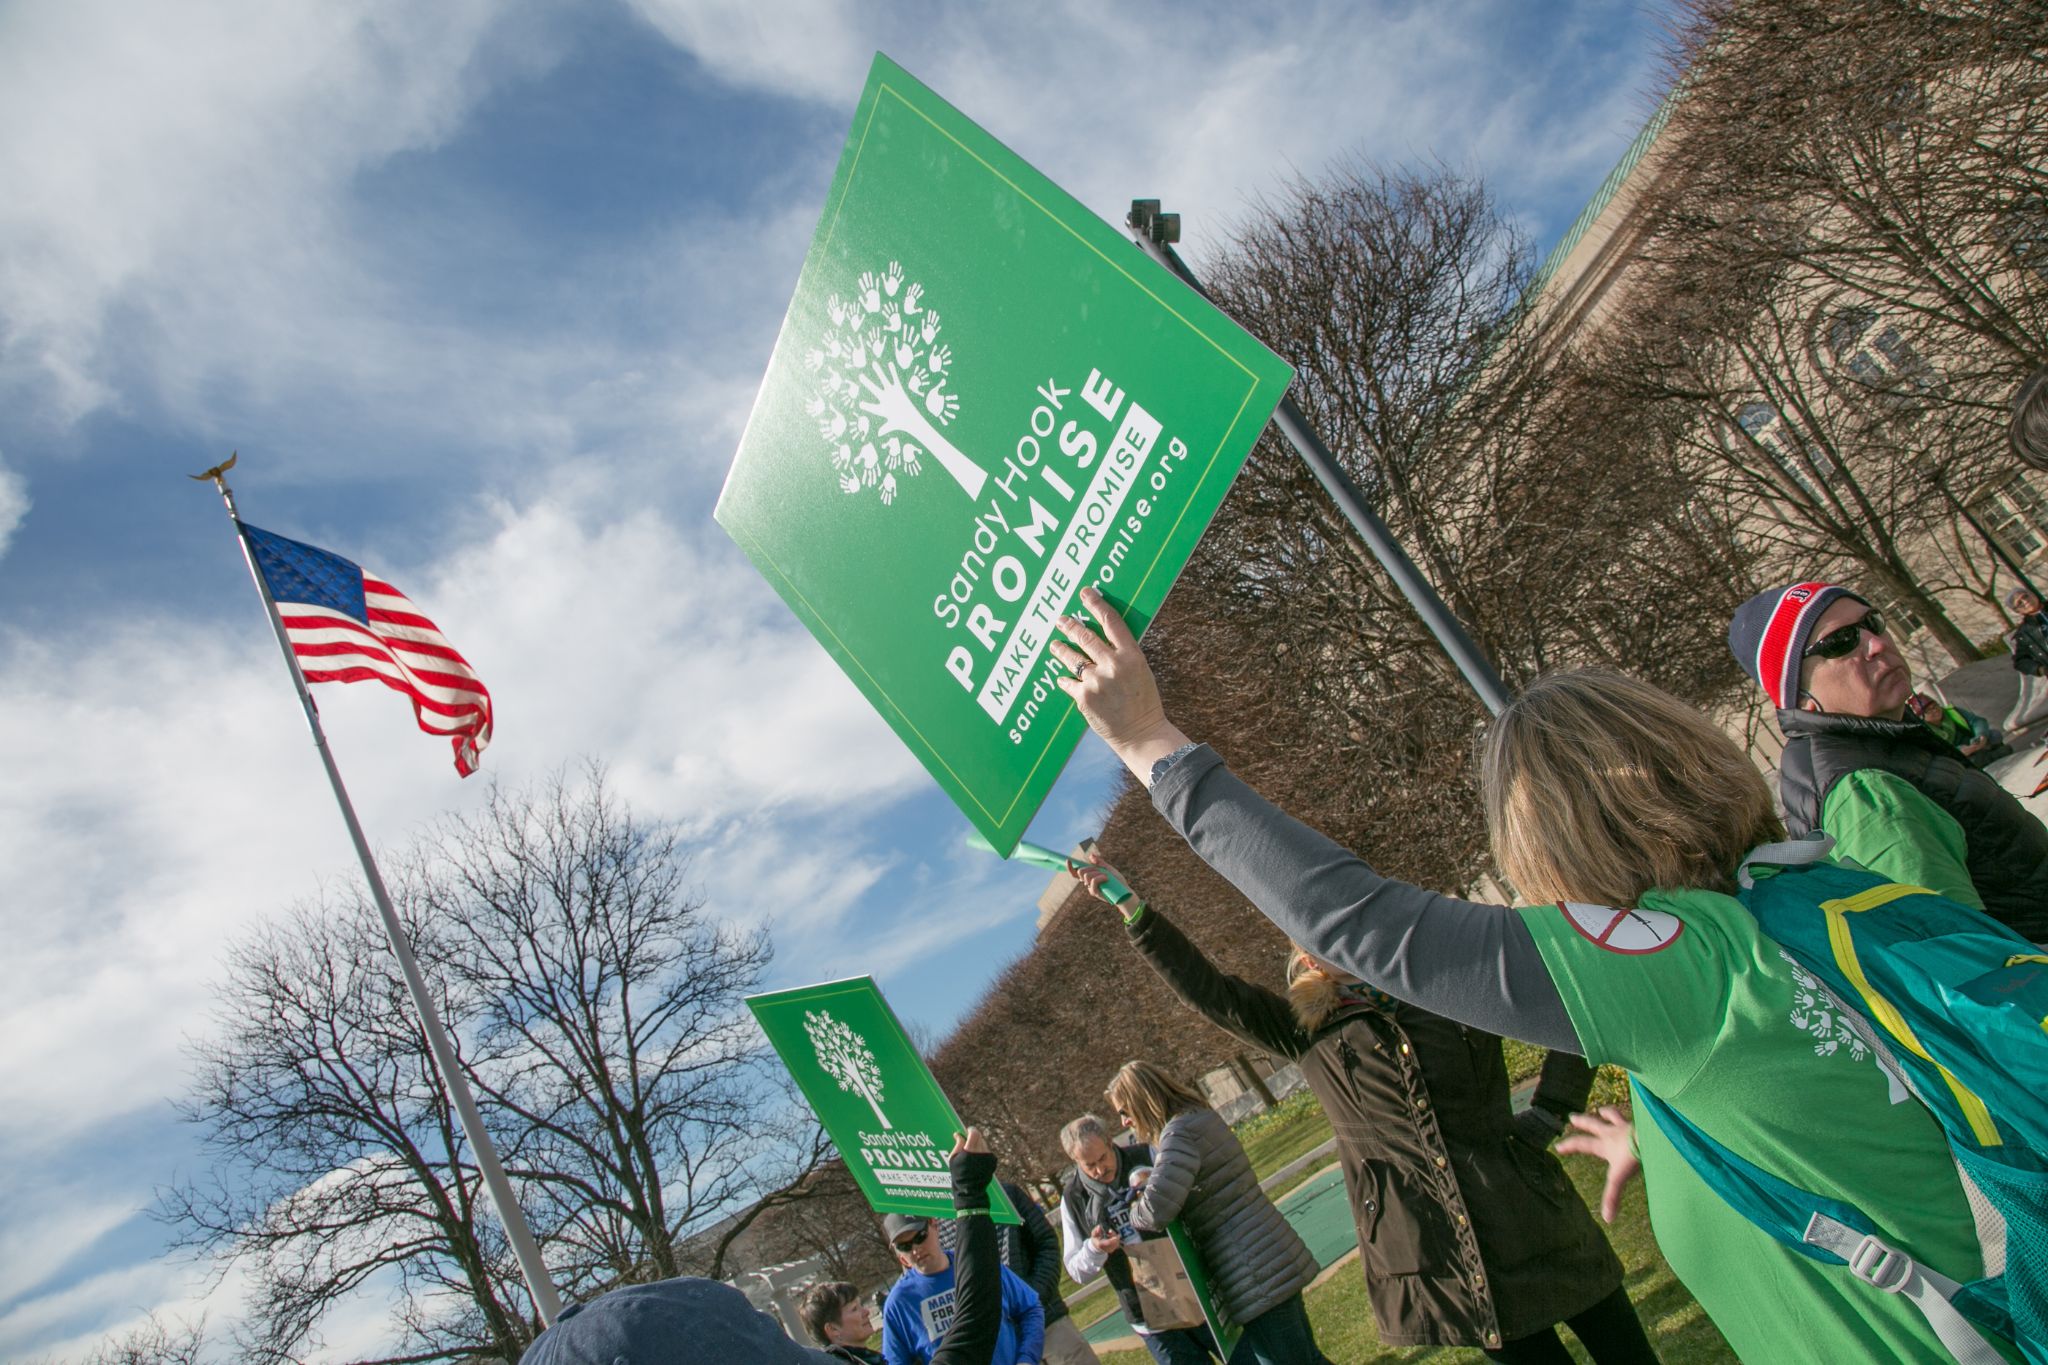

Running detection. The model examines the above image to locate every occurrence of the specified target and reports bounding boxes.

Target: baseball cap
[882,1213,931,1247]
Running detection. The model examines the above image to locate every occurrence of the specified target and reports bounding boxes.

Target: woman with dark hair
[1102,1061,1333,1365]
[1047,586,2032,1365]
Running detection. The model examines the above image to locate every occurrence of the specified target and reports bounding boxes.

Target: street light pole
[1126,199,1512,716]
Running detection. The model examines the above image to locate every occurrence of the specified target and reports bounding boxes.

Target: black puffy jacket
[1777,707,2048,940]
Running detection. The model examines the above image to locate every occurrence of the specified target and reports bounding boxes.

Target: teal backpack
[1635,841,2048,1365]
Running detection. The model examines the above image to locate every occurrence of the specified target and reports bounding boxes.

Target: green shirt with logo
[1520,886,2002,1364]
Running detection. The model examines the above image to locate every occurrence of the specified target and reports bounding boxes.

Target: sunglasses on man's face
[893,1225,930,1252]
[1803,609,1886,661]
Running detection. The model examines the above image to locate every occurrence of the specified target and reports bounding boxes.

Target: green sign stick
[963,829,1133,905]
[716,53,1292,854]
[748,976,1018,1225]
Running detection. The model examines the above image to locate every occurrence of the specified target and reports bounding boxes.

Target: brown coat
[1128,906,1623,1350]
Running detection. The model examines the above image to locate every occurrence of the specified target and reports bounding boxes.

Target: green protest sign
[715,53,1292,853]
[1167,1222,1243,1358]
[748,976,1018,1224]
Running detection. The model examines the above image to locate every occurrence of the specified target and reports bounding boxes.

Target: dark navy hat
[1728,582,1864,710]
[519,1277,834,1364]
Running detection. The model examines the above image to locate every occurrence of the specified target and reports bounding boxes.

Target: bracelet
[953,1206,991,1218]
[1148,742,1200,788]
[1120,899,1149,927]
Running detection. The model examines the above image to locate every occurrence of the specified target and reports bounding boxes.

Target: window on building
[1998,195,2048,276]
[1969,471,2048,563]
[1857,583,1924,642]
[1825,307,1940,404]
[1737,400,1835,494]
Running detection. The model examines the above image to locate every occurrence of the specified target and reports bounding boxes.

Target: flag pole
[194,456,563,1327]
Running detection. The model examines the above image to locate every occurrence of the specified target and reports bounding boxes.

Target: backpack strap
[1633,1081,2008,1364]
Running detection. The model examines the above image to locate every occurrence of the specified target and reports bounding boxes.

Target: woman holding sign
[1104,1061,1334,1365]
[1050,586,2027,1365]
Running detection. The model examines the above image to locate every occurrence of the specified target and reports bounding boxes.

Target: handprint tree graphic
[805,1009,892,1129]
[804,260,982,505]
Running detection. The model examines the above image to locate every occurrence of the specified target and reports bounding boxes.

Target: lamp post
[1126,199,1512,716]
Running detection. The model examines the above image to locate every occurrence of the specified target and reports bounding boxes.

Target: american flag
[241,521,494,776]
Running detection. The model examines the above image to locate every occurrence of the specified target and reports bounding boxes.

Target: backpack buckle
[1846,1235,1913,1293]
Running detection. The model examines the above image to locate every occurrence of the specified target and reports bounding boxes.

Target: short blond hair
[1482,669,1782,905]
[1105,1061,1205,1144]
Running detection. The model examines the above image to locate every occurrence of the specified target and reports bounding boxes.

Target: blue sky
[0,0,1674,1356]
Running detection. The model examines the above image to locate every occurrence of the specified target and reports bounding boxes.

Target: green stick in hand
[964,831,1134,904]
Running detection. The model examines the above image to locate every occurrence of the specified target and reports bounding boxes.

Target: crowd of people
[512,573,2045,1364]
[1040,580,2046,1365]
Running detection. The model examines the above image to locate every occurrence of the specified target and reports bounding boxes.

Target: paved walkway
[1078,1162,1353,1348]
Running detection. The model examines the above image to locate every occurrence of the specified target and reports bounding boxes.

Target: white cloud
[0,450,24,557]
[623,0,870,104]
[0,0,515,425]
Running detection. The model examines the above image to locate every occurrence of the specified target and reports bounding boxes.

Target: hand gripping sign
[748,976,1019,1224]
[715,53,1291,853]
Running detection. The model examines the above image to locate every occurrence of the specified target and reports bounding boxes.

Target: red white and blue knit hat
[1727,582,1866,710]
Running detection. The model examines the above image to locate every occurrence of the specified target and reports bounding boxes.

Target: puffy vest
[1061,1143,1153,1332]
[1776,708,2048,940]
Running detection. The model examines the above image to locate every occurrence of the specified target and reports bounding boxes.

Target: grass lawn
[1090,1139,1732,1364]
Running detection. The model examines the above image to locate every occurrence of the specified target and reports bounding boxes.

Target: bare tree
[413,766,808,1293]
[1579,0,2048,662]
[1655,0,2047,372]
[1177,160,1753,886]
[161,766,820,1358]
[49,1314,208,1365]
[161,899,535,1365]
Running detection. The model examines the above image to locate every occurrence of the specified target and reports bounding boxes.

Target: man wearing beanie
[520,1129,1005,1365]
[1729,581,2048,940]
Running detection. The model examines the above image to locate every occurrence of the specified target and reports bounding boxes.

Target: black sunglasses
[1803,609,1886,661]
[892,1224,930,1252]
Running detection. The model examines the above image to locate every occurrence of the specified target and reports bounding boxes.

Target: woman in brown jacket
[1078,870,1657,1363]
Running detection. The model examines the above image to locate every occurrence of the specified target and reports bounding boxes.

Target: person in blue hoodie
[882,1204,1045,1365]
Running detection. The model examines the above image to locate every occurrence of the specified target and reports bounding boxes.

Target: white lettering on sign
[976,400,1161,721]
[873,1167,951,1190]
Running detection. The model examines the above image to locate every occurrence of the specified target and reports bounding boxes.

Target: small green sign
[1167,1222,1243,1359]
[748,976,1018,1225]
[715,53,1292,853]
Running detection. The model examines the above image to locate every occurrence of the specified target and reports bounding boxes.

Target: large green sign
[748,976,1018,1224]
[715,53,1292,853]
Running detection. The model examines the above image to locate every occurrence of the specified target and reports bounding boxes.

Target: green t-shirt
[1821,769,1983,910]
[1521,888,2000,1365]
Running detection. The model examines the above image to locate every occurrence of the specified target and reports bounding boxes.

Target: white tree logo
[805,1009,891,1129]
[802,259,983,506]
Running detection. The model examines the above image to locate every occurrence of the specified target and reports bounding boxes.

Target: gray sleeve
[1150,745,1582,1054]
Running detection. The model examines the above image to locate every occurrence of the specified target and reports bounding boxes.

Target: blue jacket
[881,1256,1044,1365]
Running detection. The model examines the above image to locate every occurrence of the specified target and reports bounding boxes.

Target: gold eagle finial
[189,451,238,486]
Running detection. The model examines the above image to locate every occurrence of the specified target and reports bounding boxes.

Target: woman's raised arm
[1054,588,1580,1054]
